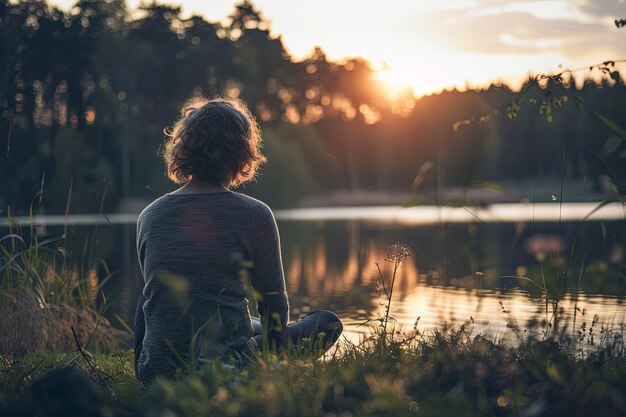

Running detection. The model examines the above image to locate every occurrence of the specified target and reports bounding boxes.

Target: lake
[276,208,626,345]
[3,202,625,345]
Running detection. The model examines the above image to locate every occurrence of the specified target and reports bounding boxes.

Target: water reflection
[4,211,622,346]
[279,220,626,345]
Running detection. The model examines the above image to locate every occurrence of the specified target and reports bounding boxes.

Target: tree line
[1,0,625,213]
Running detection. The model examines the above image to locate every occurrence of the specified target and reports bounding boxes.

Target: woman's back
[133,97,340,386]
[136,191,287,383]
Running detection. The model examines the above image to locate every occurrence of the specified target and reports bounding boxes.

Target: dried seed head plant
[375,243,412,343]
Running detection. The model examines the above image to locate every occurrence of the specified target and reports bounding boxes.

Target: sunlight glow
[373,69,416,99]
[45,0,626,97]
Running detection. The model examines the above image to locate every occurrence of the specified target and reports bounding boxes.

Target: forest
[2,0,625,213]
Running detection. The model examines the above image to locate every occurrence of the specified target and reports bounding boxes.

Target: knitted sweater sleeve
[249,203,289,334]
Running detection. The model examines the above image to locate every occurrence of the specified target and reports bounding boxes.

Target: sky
[50,0,626,96]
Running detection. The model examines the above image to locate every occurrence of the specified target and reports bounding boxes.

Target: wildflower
[385,243,411,264]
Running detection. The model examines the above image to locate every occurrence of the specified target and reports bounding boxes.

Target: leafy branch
[453,59,626,193]
[454,59,626,131]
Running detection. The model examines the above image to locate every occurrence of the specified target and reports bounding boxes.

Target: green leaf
[0,234,25,245]
[573,95,584,111]
[546,99,553,123]
[35,234,67,248]
[469,181,503,192]
[599,135,623,160]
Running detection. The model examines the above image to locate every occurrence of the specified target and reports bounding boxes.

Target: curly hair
[162,97,266,187]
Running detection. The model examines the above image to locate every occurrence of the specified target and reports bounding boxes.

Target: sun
[374,68,411,97]
[373,65,443,99]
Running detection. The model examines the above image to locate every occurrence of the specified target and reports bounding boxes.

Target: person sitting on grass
[133,97,343,385]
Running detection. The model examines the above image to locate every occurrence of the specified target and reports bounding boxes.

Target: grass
[2,237,626,417]
[0,217,126,356]
[1,326,626,417]
[139,331,626,416]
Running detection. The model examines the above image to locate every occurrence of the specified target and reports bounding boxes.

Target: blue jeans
[133,295,343,376]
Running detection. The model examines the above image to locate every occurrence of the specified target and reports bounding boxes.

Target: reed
[0,216,126,356]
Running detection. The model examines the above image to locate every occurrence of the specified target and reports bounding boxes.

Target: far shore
[2,201,624,227]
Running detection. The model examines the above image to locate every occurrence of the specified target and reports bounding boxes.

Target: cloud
[425,9,624,56]
[573,0,626,19]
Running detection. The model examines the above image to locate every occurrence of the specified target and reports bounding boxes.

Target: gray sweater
[136,191,289,383]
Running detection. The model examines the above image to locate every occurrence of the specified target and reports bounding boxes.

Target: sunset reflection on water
[280,222,626,346]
